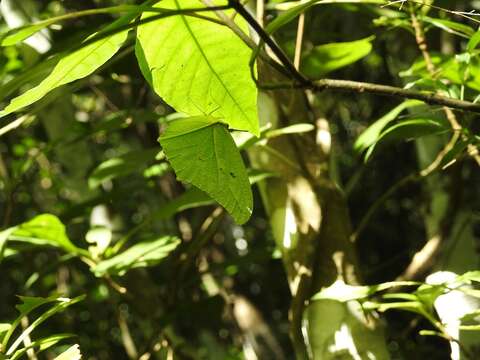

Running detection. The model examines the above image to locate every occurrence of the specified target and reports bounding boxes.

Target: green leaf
[136,0,259,135]
[10,334,75,360]
[266,0,316,34]
[92,236,180,276]
[354,100,423,153]
[302,36,375,78]
[152,187,215,221]
[365,118,447,160]
[459,325,480,331]
[1,14,132,116]
[311,280,419,302]
[0,226,17,263]
[0,324,11,342]
[53,344,82,360]
[160,116,253,224]
[9,214,87,256]
[267,0,385,33]
[0,5,142,47]
[3,296,84,356]
[458,271,480,283]
[468,30,480,52]
[422,16,474,39]
[88,148,159,188]
[362,300,424,314]
[2,296,58,350]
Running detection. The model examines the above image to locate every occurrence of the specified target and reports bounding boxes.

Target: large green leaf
[136,0,259,135]
[1,15,132,116]
[302,36,374,78]
[92,236,180,276]
[160,116,253,224]
[8,214,87,256]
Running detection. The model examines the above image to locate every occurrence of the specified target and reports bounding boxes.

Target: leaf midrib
[172,0,252,129]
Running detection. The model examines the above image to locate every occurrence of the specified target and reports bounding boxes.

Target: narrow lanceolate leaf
[136,0,259,135]
[302,36,374,79]
[92,236,180,276]
[160,116,253,224]
[1,15,132,116]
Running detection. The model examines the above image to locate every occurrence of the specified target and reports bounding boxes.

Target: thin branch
[384,0,480,25]
[228,0,312,87]
[308,79,480,113]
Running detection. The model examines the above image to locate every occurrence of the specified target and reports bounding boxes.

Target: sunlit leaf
[4,296,84,356]
[458,271,480,283]
[0,226,17,263]
[92,236,180,276]
[1,14,133,116]
[9,214,86,256]
[160,116,253,224]
[264,123,315,138]
[53,344,82,360]
[422,16,474,39]
[0,5,141,47]
[468,30,480,52]
[312,279,419,302]
[136,0,259,135]
[0,323,11,342]
[10,334,75,360]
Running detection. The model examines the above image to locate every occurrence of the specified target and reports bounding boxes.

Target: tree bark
[248,64,389,359]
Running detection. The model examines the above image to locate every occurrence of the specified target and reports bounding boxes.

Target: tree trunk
[248,65,389,359]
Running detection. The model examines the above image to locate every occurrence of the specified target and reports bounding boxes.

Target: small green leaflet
[1,14,132,117]
[302,36,375,78]
[160,116,253,224]
[136,0,259,135]
[92,236,180,276]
